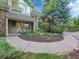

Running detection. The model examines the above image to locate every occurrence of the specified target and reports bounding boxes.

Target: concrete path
[6,32,78,55]
[69,32,79,40]
[68,32,79,47]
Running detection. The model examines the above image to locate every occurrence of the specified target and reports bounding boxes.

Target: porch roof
[6,11,35,22]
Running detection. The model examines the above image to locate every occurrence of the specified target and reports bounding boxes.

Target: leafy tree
[38,0,70,32]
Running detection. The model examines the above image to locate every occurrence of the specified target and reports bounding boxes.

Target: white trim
[36,19,38,28]
[33,21,35,32]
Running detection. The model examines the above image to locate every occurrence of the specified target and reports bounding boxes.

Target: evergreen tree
[43,0,70,24]
[38,0,70,32]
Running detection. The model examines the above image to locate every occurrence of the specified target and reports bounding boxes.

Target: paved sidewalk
[68,32,79,47]
[69,32,79,40]
[6,32,78,55]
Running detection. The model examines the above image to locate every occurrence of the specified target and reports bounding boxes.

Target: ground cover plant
[20,28,63,42]
[0,32,5,37]
[0,38,17,59]
[21,28,63,36]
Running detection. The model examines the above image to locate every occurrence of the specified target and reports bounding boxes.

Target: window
[18,0,31,14]
[11,0,31,14]
[18,3,31,14]
[18,3,26,13]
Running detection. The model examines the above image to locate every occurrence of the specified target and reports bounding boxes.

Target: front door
[8,20,16,34]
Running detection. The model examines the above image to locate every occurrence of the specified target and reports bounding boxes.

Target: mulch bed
[19,35,64,42]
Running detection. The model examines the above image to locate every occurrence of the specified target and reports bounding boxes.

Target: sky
[31,0,43,12]
[68,0,79,18]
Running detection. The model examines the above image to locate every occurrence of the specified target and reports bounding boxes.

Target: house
[0,0,38,36]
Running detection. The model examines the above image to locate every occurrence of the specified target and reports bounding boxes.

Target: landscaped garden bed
[19,34,63,42]
[19,27,64,42]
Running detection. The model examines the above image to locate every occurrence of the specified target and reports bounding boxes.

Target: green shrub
[34,28,46,36]
[42,22,49,32]
[21,30,33,35]
[0,32,5,37]
[35,28,46,33]
[41,22,64,34]
[21,28,46,36]
[66,25,79,31]
[21,27,63,36]
[0,39,17,59]
[51,25,64,34]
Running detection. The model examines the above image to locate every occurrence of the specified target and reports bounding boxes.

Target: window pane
[19,4,26,13]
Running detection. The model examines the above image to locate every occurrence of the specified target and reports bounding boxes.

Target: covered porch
[6,11,38,35]
[8,19,33,34]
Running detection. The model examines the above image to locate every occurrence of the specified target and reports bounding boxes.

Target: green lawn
[18,53,64,59]
[0,38,64,59]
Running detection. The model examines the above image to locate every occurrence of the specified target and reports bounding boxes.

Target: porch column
[36,18,38,28]
[33,19,38,32]
[21,21,24,32]
[6,18,8,35]
[33,21,35,32]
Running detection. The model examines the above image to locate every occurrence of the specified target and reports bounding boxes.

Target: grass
[0,38,64,59]
[18,53,64,59]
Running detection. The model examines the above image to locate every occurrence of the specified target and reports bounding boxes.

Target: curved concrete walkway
[6,32,78,55]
